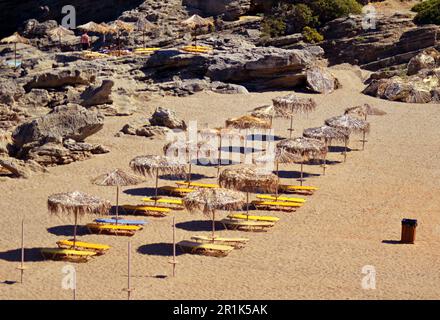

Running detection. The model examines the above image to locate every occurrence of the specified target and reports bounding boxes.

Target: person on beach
[80,32,90,50]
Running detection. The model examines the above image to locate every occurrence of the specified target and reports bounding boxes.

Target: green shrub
[261,16,286,38]
[304,0,363,24]
[412,0,440,25]
[302,26,324,43]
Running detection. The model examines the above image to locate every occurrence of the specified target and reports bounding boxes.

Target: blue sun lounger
[94,218,147,226]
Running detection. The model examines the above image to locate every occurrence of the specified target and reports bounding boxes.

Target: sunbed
[181,45,212,54]
[175,181,220,189]
[122,204,171,217]
[40,248,96,263]
[256,194,306,203]
[133,47,161,55]
[159,186,194,197]
[177,240,234,257]
[279,185,318,195]
[191,235,249,249]
[227,213,280,223]
[56,240,110,255]
[86,223,142,237]
[252,200,303,212]
[220,219,275,232]
[142,197,184,210]
[94,218,147,226]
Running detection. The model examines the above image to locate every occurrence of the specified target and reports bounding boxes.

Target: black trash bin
[401,219,418,244]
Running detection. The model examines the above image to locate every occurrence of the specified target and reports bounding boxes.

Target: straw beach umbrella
[345,103,386,121]
[48,26,74,48]
[219,167,278,218]
[92,169,144,222]
[249,105,275,126]
[199,127,243,177]
[273,94,317,138]
[303,125,349,174]
[254,146,301,197]
[1,32,29,69]
[277,137,327,185]
[136,17,156,48]
[48,191,111,248]
[109,20,135,52]
[129,155,186,199]
[183,188,246,239]
[182,14,214,47]
[226,115,271,153]
[163,139,214,185]
[325,114,370,158]
[77,21,107,34]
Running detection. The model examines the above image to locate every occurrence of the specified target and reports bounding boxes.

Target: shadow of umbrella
[137,243,185,257]
[46,225,89,237]
[176,220,226,232]
[0,248,46,262]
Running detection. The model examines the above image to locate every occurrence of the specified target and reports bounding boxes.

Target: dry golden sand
[1,66,440,300]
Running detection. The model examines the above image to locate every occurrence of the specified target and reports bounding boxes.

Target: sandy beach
[1,65,440,300]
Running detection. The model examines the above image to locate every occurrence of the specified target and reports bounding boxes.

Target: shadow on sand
[137,243,184,257]
[0,247,46,262]
[176,220,226,232]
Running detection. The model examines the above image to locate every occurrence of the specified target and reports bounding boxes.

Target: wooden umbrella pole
[73,213,78,249]
[289,116,293,138]
[14,43,17,70]
[154,167,159,204]
[344,138,348,162]
[116,185,120,224]
[143,31,145,48]
[172,215,177,277]
[275,161,280,200]
[127,241,132,300]
[18,218,25,283]
[246,192,250,220]
[362,130,366,151]
[217,137,222,177]
[323,154,327,176]
[212,211,216,241]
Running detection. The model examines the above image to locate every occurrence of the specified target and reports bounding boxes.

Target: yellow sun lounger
[86,223,142,237]
[181,46,211,54]
[191,235,249,249]
[221,219,275,232]
[227,214,280,223]
[159,186,194,197]
[279,185,318,195]
[133,47,161,54]
[256,195,306,203]
[142,197,184,210]
[56,240,110,255]
[122,204,172,217]
[252,200,303,212]
[177,240,234,257]
[41,248,96,263]
[175,181,220,189]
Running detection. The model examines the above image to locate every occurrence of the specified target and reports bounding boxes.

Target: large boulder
[306,67,338,94]
[0,80,25,105]
[407,48,440,76]
[12,104,104,148]
[24,69,96,91]
[149,107,187,130]
[79,80,114,107]
[183,0,251,21]
[0,157,47,179]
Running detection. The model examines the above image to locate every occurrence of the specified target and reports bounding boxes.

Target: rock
[149,107,187,130]
[431,89,440,102]
[407,48,440,76]
[22,19,58,38]
[24,69,96,91]
[79,80,114,107]
[120,122,172,138]
[306,67,337,94]
[0,80,25,105]
[182,0,251,21]
[17,89,51,108]
[211,82,249,94]
[0,157,47,178]
[121,123,138,135]
[12,104,104,148]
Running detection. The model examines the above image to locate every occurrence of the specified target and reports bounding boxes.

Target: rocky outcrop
[12,104,104,148]
[306,67,338,94]
[120,122,171,138]
[363,48,440,104]
[24,69,96,91]
[150,107,187,130]
[320,13,440,71]
[79,80,114,107]
[0,157,47,178]
[0,81,25,105]
[183,0,251,21]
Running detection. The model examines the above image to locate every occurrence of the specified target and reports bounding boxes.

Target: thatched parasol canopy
[183,187,245,239]
[129,155,186,177]
[325,114,370,135]
[111,20,135,33]
[48,26,74,47]
[1,32,29,45]
[277,137,327,184]
[77,22,107,34]
[345,104,386,120]
[303,125,349,144]
[92,168,143,187]
[225,115,271,130]
[325,114,370,158]
[182,14,214,29]
[136,17,156,48]
[184,188,245,215]
[249,105,275,120]
[272,94,317,118]
[219,166,278,216]
[219,167,278,194]
[48,191,111,216]
[272,94,317,137]
[277,137,327,161]
[92,169,144,221]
